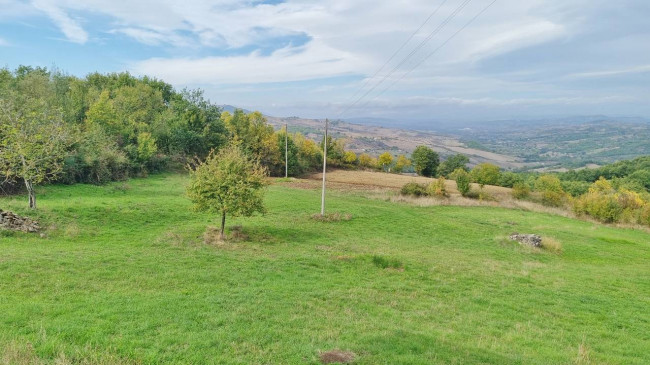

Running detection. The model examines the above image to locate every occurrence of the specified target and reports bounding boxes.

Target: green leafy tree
[411,145,439,177]
[223,110,280,171]
[275,130,300,176]
[293,133,322,172]
[470,163,501,187]
[378,152,393,172]
[0,73,74,209]
[499,171,523,188]
[186,145,268,240]
[438,154,469,177]
[136,132,158,163]
[320,135,346,165]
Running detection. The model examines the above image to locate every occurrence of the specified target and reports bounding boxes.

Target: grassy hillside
[1,175,649,364]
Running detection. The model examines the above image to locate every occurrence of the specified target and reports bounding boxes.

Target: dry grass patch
[156,230,198,246]
[574,338,591,364]
[1,341,41,365]
[311,212,352,222]
[319,349,356,364]
[541,236,563,253]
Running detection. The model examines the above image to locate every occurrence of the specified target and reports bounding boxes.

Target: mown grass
[1,174,649,364]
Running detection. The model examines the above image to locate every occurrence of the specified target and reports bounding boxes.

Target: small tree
[393,154,411,173]
[343,151,357,165]
[359,153,376,169]
[186,145,267,240]
[412,145,439,177]
[378,152,393,172]
[0,74,73,209]
[534,174,566,207]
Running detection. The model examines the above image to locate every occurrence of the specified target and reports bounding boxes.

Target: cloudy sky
[1,0,649,122]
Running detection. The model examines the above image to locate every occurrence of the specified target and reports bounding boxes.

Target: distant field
[2,174,650,364]
[265,116,525,169]
[456,121,650,169]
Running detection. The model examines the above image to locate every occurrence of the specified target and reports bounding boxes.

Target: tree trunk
[220,211,226,240]
[25,179,36,210]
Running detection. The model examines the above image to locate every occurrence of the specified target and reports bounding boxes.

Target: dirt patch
[319,350,356,364]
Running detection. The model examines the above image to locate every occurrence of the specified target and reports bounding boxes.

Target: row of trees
[0,66,343,208]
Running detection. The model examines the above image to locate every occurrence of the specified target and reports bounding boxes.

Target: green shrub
[512,182,530,199]
[450,168,471,197]
[470,163,501,187]
[640,205,650,226]
[500,171,523,188]
[400,182,428,197]
[427,177,448,197]
[561,180,591,197]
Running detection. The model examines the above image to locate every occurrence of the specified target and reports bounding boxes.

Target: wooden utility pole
[321,118,328,215]
[284,123,288,178]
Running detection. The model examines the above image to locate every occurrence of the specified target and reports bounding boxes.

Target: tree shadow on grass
[228,224,324,246]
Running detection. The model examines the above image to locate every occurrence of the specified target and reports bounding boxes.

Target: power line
[362,0,498,107]
[344,0,450,104]
[338,0,474,118]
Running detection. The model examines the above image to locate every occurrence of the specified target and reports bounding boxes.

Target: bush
[535,175,566,207]
[640,205,650,226]
[470,163,501,187]
[450,168,471,197]
[573,192,623,223]
[561,180,591,197]
[400,182,428,197]
[512,182,530,199]
[427,177,448,197]
[499,171,522,188]
[573,178,649,224]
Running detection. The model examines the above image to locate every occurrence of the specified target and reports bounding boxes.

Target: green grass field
[2,174,649,364]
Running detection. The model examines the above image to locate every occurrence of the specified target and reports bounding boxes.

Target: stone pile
[509,233,542,247]
[0,210,40,232]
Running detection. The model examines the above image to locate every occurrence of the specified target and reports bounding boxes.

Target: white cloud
[0,37,9,46]
[109,28,193,47]
[566,64,650,79]
[462,20,566,61]
[130,40,371,84]
[31,0,88,44]
[1,0,648,119]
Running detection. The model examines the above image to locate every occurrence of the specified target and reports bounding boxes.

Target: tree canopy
[0,73,74,208]
[186,145,268,239]
[412,146,439,177]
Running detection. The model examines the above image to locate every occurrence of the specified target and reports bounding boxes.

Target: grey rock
[0,209,40,233]
[509,233,542,247]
